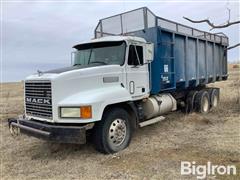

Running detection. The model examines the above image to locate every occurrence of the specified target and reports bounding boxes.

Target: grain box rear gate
[94,7,228,94]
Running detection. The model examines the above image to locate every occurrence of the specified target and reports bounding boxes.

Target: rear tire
[210,88,219,108]
[93,108,132,154]
[195,90,210,114]
[185,90,198,113]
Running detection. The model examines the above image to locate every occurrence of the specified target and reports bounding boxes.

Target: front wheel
[93,108,132,154]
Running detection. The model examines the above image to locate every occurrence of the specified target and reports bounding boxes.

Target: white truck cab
[9,36,160,154]
[24,36,153,124]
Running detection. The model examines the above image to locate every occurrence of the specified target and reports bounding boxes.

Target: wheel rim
[202,96,209,112]
[108,119,127,147]
[212,94,218,107]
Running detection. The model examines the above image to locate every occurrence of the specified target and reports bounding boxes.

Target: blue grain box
[95,7,228,94]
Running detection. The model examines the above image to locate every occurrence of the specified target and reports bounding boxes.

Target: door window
[128,45,143,66]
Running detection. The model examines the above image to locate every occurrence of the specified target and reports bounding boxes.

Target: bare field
[1,66,240,180]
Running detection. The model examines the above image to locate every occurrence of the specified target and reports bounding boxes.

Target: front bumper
[8,118,94,144]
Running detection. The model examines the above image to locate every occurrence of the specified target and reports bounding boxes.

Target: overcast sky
[2,0,240,82]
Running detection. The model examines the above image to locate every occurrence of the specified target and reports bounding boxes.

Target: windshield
[72,41,126,66]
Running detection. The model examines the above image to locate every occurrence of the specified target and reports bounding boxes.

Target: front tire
[93,108,132,154]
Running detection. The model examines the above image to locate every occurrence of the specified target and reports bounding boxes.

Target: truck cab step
[139,116,166,127]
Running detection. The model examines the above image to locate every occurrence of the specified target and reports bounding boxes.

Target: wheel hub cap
[108,119,127,146]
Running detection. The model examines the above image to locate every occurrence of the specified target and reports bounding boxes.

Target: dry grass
[0,82,24,121]
[0,65,239,179]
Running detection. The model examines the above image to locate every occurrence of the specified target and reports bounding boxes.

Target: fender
[57,85,133,123]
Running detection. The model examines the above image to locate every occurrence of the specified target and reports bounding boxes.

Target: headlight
[60,107,80,118]
[60,106,92,119]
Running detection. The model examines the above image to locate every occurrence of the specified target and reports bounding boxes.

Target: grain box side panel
[214,44,221,78]
[186,38,197,85]
[207,42,214,81]
[175,34,185,83]
[198,40,206,81]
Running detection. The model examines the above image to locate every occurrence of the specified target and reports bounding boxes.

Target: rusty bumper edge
[8,118,93,144]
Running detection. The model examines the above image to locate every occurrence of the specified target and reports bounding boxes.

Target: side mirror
[145,43,154,63]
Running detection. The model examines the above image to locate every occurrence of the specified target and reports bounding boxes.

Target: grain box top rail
[94,7,228,46]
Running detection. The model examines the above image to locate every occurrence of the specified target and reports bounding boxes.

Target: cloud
[2,1,239,82]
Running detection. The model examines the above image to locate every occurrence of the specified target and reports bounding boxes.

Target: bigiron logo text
[26,97,51,105]
[181,161,237,179]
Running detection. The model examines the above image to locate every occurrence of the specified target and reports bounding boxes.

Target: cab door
[126,44,150,99]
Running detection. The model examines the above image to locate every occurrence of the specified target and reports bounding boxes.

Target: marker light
[80,106,92,119]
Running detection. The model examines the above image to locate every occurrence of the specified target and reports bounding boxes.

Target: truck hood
[44,64,103,74]
[25,64,122,81]
[24,64,128,123]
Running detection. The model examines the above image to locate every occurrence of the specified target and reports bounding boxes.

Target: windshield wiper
[87,48,93,64]
[90,61,107,65]
[73,64,81,66]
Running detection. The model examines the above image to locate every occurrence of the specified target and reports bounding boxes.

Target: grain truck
[9,7,228,154]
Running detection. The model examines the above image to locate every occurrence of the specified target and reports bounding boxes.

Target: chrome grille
[25,81,52,119]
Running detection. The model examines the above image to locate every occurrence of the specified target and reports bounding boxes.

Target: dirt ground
[0,66,239,180]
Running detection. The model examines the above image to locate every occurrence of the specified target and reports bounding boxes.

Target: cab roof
[73,35,146,49]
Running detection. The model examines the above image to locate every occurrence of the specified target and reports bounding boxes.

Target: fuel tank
[142,93,177,119]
